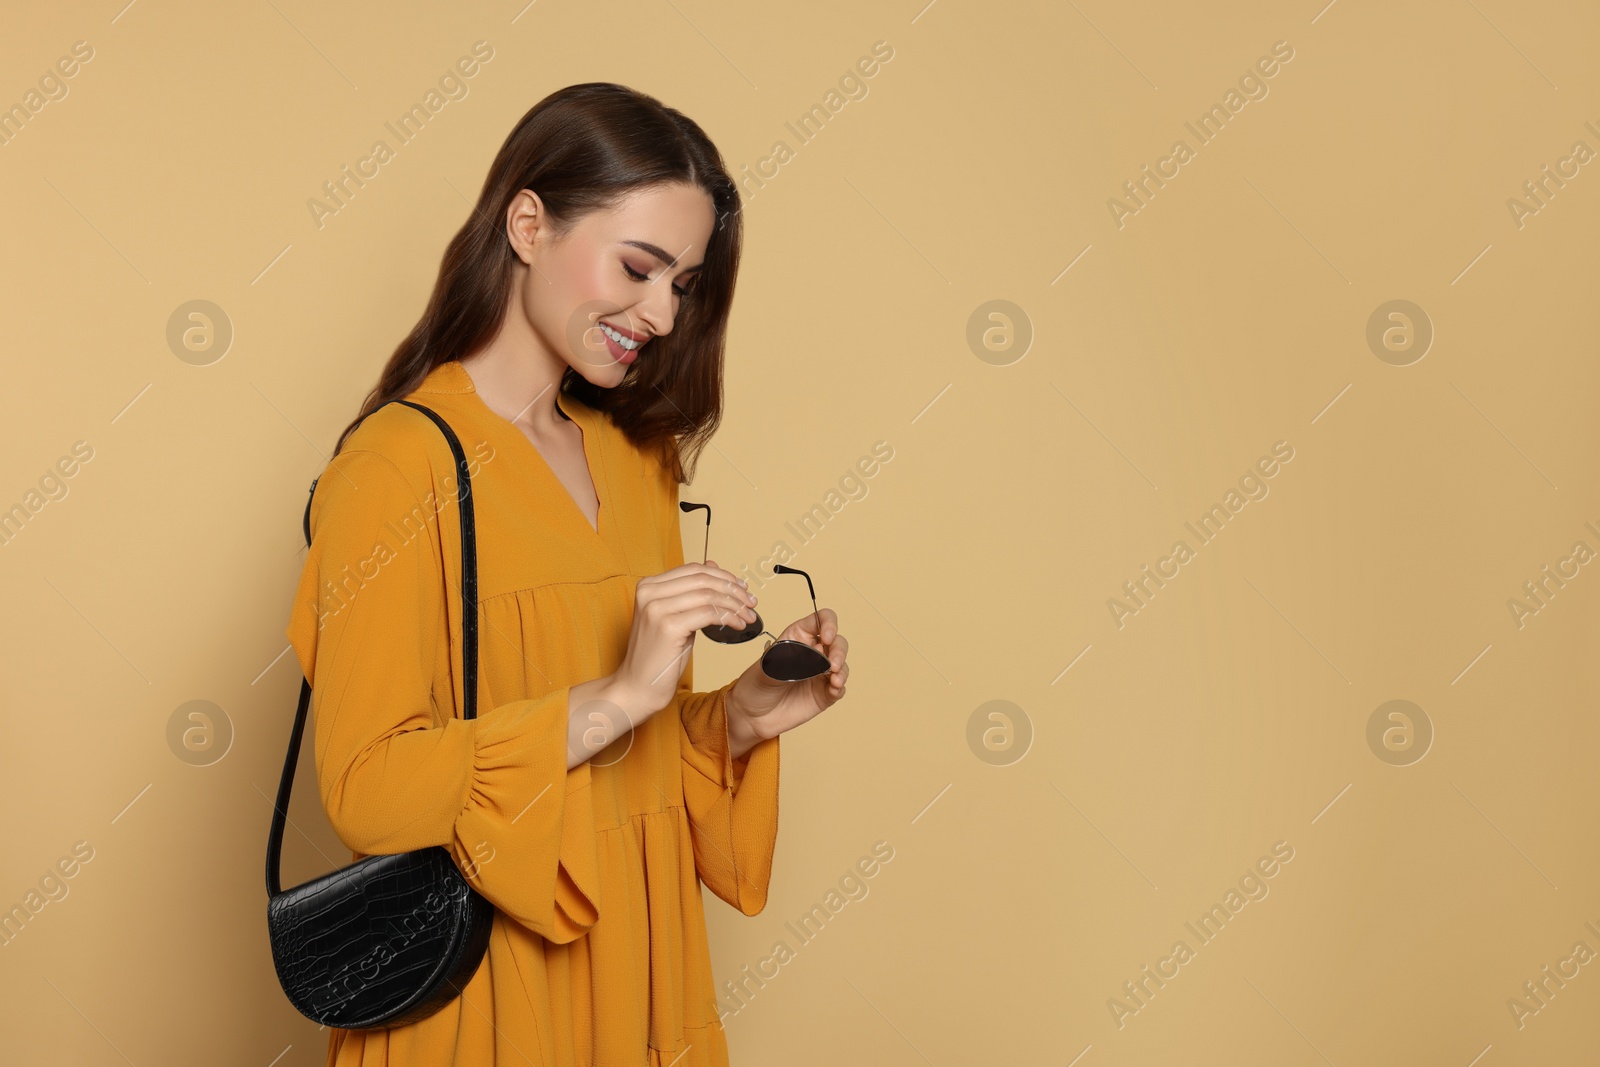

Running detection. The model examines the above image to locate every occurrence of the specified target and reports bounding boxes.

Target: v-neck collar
[440,360,607,539]
[551,390,604,537]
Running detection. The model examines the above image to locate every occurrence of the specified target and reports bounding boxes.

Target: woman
[285,82,850,1066]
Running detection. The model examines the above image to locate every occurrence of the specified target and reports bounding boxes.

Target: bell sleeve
[655,463,780,916]
[284,446,600,944]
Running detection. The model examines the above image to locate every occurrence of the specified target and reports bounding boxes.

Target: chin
[569,361,626,390]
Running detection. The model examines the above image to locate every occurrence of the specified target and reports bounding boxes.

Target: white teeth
[600,322,643,350]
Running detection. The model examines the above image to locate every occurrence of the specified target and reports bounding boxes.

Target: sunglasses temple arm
[776,565,823,638]
[686,502,711,564]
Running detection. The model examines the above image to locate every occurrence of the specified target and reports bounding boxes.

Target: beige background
[1,0,1596,1063]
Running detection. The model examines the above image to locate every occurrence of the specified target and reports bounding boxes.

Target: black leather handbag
[265,399,495,1030]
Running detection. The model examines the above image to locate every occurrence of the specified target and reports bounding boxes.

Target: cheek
[526,255,589,335]
[553,236,617,297]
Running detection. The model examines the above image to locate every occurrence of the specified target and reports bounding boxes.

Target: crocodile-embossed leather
[265,399,495,1030]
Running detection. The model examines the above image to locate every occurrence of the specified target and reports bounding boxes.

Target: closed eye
[623,261,693,298]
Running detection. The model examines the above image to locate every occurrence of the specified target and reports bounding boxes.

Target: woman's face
[510,181,716,388]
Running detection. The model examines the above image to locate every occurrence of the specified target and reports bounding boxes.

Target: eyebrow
[622,240,705,273]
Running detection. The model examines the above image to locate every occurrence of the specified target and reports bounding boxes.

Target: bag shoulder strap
[266,398,479,897]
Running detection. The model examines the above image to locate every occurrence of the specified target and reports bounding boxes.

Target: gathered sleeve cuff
[286,445,600,945]
[454,687,600,942]
[677,664,780,916]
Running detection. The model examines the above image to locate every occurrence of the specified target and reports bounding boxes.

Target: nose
[630,278,678,339]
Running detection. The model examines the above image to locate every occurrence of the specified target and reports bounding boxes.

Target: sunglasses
[679,501,832,682]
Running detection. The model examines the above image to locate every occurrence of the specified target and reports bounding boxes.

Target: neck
[458,342,568,433]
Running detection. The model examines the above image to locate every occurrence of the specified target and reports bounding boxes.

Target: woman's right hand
[609,559,758,721]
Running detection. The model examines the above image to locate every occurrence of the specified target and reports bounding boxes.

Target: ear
[505,188,548,265]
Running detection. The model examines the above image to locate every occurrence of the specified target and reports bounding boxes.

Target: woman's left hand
[727,607,848,749]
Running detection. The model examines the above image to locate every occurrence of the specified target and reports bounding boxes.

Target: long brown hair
[332,82,743,483]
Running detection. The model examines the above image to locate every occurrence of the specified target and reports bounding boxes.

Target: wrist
[565,673,653,769]
[724,682,765,762]
[598,672,656,724]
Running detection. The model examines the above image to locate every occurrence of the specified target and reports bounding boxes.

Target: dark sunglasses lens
[701,610,764,644]
[761,640,831,682]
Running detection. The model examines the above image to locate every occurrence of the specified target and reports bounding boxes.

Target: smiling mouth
[598,320,648,350]
[595,322,641,365]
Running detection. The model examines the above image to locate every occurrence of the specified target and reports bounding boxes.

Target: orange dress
[284,359,780,1066]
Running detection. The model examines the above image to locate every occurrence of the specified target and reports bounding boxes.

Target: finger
[651,588,759,629]
[787,607,837,641]
[646,561,747,589]
[824,633,848,667]
[818,607,840,644]
[783,619,829,649]
[642,566,755,605]
[802,618,846,659]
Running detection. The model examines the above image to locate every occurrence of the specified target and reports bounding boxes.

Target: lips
[601,328,639,365]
